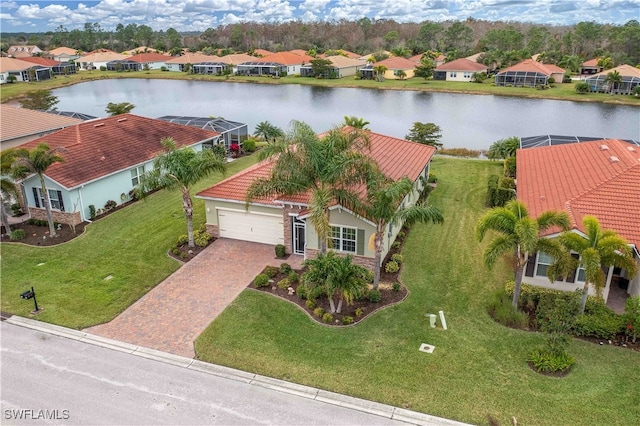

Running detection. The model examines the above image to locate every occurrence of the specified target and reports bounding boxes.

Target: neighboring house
[196,130,436,270]
[165,53,219,72]
[579,58,604,75]
[300,55,363,78]
[121,46,158,55]
[48,47,82,62]
[236,51,313,76]
[121,52,172,70]
[287,49,309,57]
[0,57,52,83]
[410,53,446,67]
[360,57,417,80]
[16,114,221,225]
[76,51,127,70]
[434,58,487,81]
[495,59,565,87]
[0,104,84,149]
[583,64,640,95]
[19,56,77,75]
[516,139,640,305]
[156,116,248,151]
[214,54,256,74]
[7,45,43,58]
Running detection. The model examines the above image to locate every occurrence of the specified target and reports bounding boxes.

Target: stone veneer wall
[305,247,377,271]
[282,205,304,254]
[28,207,81,226]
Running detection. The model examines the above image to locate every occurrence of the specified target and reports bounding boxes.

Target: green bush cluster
[385,261,400,273]
[368,290,382,303]
[322,312,334,323]
[392,282,401,292]
[243,139,257,152]
[280,263,292,274]
[263,266,279,278]
[396,231,406,240]
[288,271,299,283]
[361,269,374,283]
[486,175,515,207]
[391,241,401,249]
[624,296,640,342]
[296,283,308,299]
[10,229,26,240]
[211,144,227,159]
[342,316,354,325]
[253,273,270,288]
[305,299,316,310]
[427,172,437,183]
[89,205,96,220]
[193,229,212,247]
[528,348,575,373]
[487,289,529,329]
[313,307,324,317]
[275,244,286,258]
[277,278,290,290]
[26,219,60,228]
[176,234,189,246]
[391,253,403,264]
[504,156,516,178]
[355,307,364,317]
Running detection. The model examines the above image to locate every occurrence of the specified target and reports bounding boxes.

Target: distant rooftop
[157,116,245,132]
[520,135,640,149]
[47,110,97,121]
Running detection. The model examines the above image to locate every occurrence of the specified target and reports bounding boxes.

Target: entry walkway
[86,239,303,358]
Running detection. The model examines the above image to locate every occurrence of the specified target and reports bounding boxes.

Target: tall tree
[604,70,622,94]
[476,200,571,309]
[373,64,387,82]
[413,55,435,80]
[19,90,59,111]
[136,138,226,248]
[12,144,65,237]
[487,137,519,160]
[1,149,18,233]
[246,121,376,253]
[253,121,284,142]
[309,57,333,77]
[405,122,442,148]
[555,216,637,314]
[343,116,370,129]
[105,102,135,116]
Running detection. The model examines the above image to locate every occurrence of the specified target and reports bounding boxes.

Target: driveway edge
[5,315,472,426]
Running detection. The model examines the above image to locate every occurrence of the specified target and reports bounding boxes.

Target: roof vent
[627,146,636,152]
[609,156,619,163]
[93,123,105,128]
[117,117,127,122]
[600,144,609,151]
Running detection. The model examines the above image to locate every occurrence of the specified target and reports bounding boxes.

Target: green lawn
[194,157,640,426]
[0,155,259,329]
[3,70,638,106]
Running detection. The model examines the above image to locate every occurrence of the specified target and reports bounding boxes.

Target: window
[535,252,553,277]
[331,226,357,253]
[450,72,457,78]
[577,267,586,282]
[131,165,145,186]
[35,188,64,211]
[464,72,472,79]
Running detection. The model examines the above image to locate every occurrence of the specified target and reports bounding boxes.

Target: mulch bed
[167,239,216,263]
[1,219,88,246]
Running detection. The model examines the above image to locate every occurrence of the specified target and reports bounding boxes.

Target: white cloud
[299,0,331,11]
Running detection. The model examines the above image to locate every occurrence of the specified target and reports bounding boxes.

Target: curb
[4,315,472,426]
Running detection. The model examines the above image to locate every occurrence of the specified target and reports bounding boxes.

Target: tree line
[2,18,639,67]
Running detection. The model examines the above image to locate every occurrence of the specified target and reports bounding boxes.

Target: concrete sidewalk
[3,315,471,426]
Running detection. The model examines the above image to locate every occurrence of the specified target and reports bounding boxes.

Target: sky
[0,0,638,33]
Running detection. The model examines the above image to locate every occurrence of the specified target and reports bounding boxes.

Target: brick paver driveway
[86,239,303,358]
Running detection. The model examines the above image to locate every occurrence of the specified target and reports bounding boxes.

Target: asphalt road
[0,321,411,425]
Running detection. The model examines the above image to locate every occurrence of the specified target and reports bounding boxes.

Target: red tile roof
[517,140,640,246]
[251,51,313,65]
[589,64,640,79]
[19,114,220,189]
[18,57,61,67]
[125,52,172,63]
[197,129,436,208]
[582,58,599,67]
[1,104,83,142]
[499,59,565,75]
[253,49,273,57]
[374,56,417,70]
[436,58,487,72]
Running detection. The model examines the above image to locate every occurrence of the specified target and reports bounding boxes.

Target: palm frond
[536,210,571,232]
[483,235,516,269]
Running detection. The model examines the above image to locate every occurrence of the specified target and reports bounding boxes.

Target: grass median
[194,157,640,425]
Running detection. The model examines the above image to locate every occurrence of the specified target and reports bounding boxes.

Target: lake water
[53,79,640,150]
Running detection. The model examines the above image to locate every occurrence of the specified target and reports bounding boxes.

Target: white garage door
[218,209,284,245]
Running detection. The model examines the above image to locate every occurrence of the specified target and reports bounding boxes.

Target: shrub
[427,172,437,183]
[535,291,580,334]
[99,65,107,71]
[179,252,187,259]
[9,229,26,240]
[574,312,624,340]
[263,266,278,278]
[104,200,117,211]
[355,307,364,317]
[89,205,96,220]
[392,282,401,292]
[342,316,354,325]
[193,230,212,247]
[313,307,324,317]
[392,241,401,249]
[391,253,403,264]
[575,81,590,94]
[176,234,189,246]
[10,203,22,216]
[288,271,299,283]
[211,144,227,158]
[322,312,334,323]
[487,290,529,329]
[280,263,292,274]
[171,247,181,255]
[486,174,500,207]
[385,261,400,273]
[504,156,516,178]
[623,296,640,342]
[229,143,240,155]
[277,278,290,290]
[437,147,481,158]
[160,66,168,71]
[547,77,555,84]
[633,86,640,97]
[305,299,316,310]
[362,269,374,283]
[296,283,308,299]
[275,244,286,258]
[368,289,382,303]
[253,273,270,288]
[397,231,406,240]
[243,139,257,152]
[528,348,574,373]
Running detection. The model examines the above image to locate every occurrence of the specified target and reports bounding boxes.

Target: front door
[293,217,305,255]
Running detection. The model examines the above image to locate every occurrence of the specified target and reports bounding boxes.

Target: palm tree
[253,121,284,143]
[12,144,64,237]
[604,70,622,94]
[105,102,135,116]
[136,138,226,248]
[557,216,637,314]
[343,116,370,130]
[373,65,387,82]
[338,173,444,289]
[558,55,581,74]
[1,149,18,233]
[395,69,407,80]
[246,121,376,253]
[597,56,614,70]
[476,200,571,309]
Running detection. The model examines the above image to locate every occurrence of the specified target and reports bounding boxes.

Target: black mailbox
[20,290,34,300]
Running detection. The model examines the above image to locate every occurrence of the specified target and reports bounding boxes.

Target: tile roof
[249,51,313,65]
[122,46,158,54]
[436,58,487,72]
[48,47,78,56]
[77,51,127,62]
[588,64,640,78]
[197,129,436,208]
[374,56,418,70]
[1,104,84,142]
[215,53,256,65]
[582,58,600,67]
[19,114,220,189]
[324,55,364,68]
[498,59,565,75]
[0,57,37,72]
[253,49,273,57]
[125,52,172,63]
[165,53,220,64]
[18,57,61,67]
[517,139,640,246]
